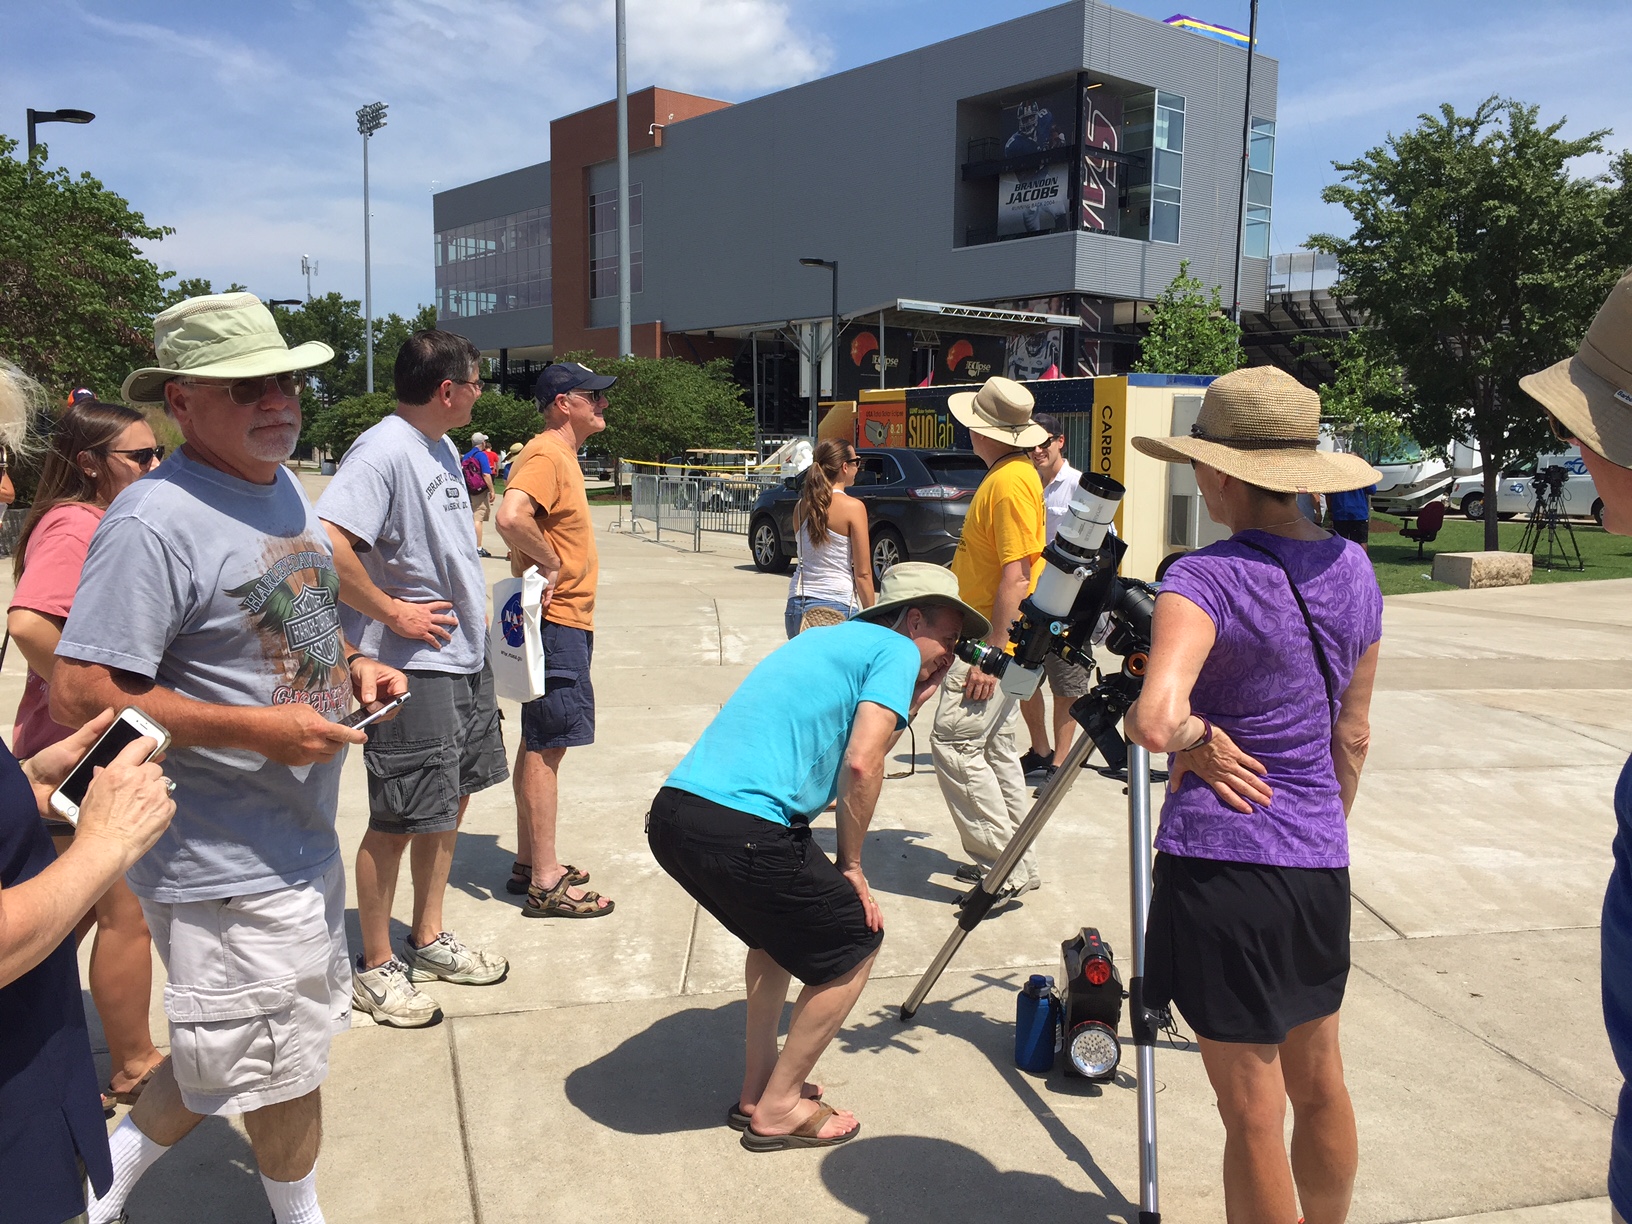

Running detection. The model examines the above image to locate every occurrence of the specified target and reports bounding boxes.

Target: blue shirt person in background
[1326,482,1376,547]
[647,563,985,1152]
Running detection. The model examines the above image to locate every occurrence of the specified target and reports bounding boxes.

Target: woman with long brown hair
[784,438,875,637]
[8,397,166,1112]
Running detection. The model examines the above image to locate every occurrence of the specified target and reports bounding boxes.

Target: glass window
[1152,198,1180,244]
[1247,169,1273,207]
[1241,117,1274,261]
[1249,118,1276,173]
[434,204,551,319]
[1154,149,1183,190]
[1121,90,1182,244]
[588,184,643,300]
[920,454,988,488]
[1245,208,1271,259]
[1154,106,1183,154]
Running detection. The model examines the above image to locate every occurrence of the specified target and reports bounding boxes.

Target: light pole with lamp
[26,108,95,159]
[301,255,318,302]
[356,101,388,392]
[799,258,838,440]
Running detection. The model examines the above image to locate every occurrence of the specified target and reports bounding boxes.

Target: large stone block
[1432,550,1533,589]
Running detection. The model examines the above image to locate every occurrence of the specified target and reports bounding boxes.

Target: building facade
[431,1,1277,429]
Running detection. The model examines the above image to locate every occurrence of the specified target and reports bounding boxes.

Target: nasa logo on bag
[501,592,526,647]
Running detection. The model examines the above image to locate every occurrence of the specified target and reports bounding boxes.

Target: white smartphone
[340,691,411,730]
[50,706,171,826]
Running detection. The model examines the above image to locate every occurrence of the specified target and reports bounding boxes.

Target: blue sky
[5,0,1629,321]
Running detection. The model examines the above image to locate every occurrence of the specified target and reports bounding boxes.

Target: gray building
[431,0,1276,429]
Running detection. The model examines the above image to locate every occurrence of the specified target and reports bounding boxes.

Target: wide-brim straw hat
[1131,366,1380,494]
[854,561,990,639]
[122,292,335,406]
[1521,268,1632,467]
[947,376,1050,449]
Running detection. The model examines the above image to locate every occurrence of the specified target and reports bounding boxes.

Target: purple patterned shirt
[1153,530,1383,868]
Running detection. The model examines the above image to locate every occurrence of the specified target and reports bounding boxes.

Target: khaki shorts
[470,488,492,522]
[141,860,351,1115]
[1043,652,1094,700]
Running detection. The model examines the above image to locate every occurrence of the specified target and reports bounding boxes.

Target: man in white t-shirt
[1019,412,1099,785]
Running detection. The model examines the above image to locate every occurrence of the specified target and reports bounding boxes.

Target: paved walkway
[19,504,1620,1223]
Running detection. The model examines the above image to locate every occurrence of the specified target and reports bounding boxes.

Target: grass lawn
[1368,510,1632,595]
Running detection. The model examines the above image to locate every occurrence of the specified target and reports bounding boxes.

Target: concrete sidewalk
[34,507,1620,1223]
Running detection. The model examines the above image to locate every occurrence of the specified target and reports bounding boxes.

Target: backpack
[461,453,488,494]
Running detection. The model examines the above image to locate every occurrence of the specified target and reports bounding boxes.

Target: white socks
[88,1116,169,1223]
[261,1168,325,1224]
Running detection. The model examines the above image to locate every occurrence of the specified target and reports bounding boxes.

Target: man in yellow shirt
[932,376,1049,897]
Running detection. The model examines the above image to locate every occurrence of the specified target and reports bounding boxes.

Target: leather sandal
[727,1085,823,1130]
[522,875,614,919]
[505,860,588,896]
[739,1102,860,1152]
[107,1062,159,1107]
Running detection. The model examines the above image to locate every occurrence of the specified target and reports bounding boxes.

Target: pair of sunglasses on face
[105,446,166,466]
[187,372,305,406]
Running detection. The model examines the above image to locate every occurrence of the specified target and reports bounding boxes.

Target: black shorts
[1143,853,1350,1044]
[520,622,595,750]
[645,787,883,986]
[1332,519,1369,545]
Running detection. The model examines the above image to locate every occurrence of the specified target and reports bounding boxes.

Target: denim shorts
[784,595,854,639]
[520,621,595,750]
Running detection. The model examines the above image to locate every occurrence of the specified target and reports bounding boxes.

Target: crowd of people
[3,272,1631,1224]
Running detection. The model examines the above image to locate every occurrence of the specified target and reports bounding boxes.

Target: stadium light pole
[1228,0,1260,322]
[26,108,95,162]
[615,0,632,357]
[357,101,388,392]
[301,254,319,302]
[800,258,838,440]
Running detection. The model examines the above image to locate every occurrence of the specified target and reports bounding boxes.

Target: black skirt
[1143,852,1350,1044]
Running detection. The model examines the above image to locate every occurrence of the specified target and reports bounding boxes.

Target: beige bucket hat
[1521,268,1632,466]
[854,561,990,639]
[947,376,1050,449]
[122,292,335,406]
[1131,366,1380,494]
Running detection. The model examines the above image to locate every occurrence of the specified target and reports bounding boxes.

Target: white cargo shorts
[141,860,351,1115]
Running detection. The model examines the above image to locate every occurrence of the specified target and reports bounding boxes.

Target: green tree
[1311,97,1632,549]
[448,392,546,453]
[0,136,173,396]
[1318,330,1409,461]
[276,293,366,406]
[555,351,753,463]
[1134,260,1245,375]
[305,391,393,459]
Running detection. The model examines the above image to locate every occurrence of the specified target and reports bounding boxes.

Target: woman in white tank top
[785,439,876,637]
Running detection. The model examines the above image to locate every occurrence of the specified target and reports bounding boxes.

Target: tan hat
[854,561,989,639]
[122,292,335,406]
[1131,366,1380,494]
[947,376,1050,449]
[1521,268,1632,466]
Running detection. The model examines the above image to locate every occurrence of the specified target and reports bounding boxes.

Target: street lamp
[356,101,388,393]
[26,108,95,159]
[799,258,838,440]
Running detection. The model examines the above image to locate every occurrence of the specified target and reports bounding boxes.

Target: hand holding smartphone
[50,707,171,825]
[341,691,411,729]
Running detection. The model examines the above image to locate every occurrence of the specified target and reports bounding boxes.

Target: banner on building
[837,325,912,399]
[1079,89,1123,234]
[997,168,1070,238]
[939,334,1006,384]
[996,89,1075,238]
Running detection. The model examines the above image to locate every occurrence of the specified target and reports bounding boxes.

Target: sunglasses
[843,454,860,465]
[1546,411,1578,446]
[105,446,166,466]
[185,372,305,406]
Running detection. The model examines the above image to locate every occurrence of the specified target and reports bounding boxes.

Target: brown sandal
[505,860,589,896]
[739,1102,860,1152]
[107,1062,159,1108]
[522,875,614,919]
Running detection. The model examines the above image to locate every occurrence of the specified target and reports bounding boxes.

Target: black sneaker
[953,862,985,884]
[1019,749,1053,779]
[1030,764,1058,796]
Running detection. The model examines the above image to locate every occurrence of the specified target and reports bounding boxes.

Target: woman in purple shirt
[1127,367,1383,1224]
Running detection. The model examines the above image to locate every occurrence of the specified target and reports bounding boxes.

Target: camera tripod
[1516,476,1584,571]
[899,672,1164,1224]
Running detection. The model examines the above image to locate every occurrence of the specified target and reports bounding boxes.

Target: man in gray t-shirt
[316,330,510,1029]
[56,292,409,1224]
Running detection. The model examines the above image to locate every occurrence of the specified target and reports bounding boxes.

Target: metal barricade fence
[623,465,783,551]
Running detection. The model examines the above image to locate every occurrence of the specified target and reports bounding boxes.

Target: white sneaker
[352,956,442,1028]
[402,931,509,986]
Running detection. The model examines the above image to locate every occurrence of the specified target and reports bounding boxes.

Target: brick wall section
[550,87,731,360]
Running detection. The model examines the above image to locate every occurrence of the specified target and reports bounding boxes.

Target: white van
[1446,447,1603,525]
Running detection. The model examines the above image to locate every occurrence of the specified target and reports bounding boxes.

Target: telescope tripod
[899,674,1164,1223]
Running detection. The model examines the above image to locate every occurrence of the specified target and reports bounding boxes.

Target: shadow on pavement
[123,1115,264,1222]
[447,830,520,902]
[808,826,968,905]
[821,1135,1130,1223]
[564,999,747,1132]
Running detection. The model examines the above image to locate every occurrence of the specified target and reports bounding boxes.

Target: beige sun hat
[1131,366,1380,494]
[947,376,1050,449]
[121,292,335,406]
[853,561,989,639]
[1520,268,1632,466]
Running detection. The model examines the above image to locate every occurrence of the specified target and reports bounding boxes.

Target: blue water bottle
[1015,974,1058,1071]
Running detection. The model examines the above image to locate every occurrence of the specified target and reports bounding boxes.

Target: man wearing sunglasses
[1521,269,1632,1224]
[53,292,409,1224]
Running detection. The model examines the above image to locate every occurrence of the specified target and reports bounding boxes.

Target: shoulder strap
[1233,538,1338,729]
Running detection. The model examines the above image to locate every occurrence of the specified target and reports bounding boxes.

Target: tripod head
[1533,464,1570,501]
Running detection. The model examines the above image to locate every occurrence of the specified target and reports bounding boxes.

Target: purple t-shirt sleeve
[1158,553,1227,629]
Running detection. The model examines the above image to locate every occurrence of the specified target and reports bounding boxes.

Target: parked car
[747,447,987,578]
[1447,448,1603,525]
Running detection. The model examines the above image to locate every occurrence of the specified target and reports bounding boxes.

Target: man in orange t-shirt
[494,362,617,919]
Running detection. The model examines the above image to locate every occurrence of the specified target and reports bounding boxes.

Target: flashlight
[1061,926,1124,1080]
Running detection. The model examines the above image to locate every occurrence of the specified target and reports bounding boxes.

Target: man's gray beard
[245,423,300,463]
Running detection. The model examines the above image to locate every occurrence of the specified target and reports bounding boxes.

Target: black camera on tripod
[1533,464,1570,498]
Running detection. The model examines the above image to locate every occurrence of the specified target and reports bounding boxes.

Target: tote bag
[490,566,547,702]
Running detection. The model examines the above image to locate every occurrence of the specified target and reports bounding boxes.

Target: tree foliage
[0,137,173,396]
[447,392,547,454]
[556,351,754,462]
[1317,331,1409,461]
[1134,260,1246,376]
[304,392,394,459]
[1310,97,1632,548]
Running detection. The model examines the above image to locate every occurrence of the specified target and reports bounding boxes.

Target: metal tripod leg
[1126,742,1160,1223]
[898,725,1099,1021]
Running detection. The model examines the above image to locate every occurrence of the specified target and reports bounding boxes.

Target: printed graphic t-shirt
[9,502,105,758]
[57,450,353,903]
[1154,530,1383,868]
[666,621,919,826]
[316,413,487,674]
[505,432,597,630]
[949,453,1045,622]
